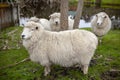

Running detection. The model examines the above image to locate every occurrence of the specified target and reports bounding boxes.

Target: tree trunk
[73,0,84,29]
[60,0,68,30]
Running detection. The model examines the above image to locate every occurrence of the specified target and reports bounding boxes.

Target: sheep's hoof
[44,66,51,76]
[44,74,47,76]
[83,71,88,75]
[44,72,49,76]
[99,39,102,45]
[82,65,88,75]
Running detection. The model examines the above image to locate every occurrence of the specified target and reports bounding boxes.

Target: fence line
[0,3,19,31]
[84,1,120,9]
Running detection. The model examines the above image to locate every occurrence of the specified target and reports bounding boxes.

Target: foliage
[0,26,120,80]
[69,0,78,6]
[19,0,60,18]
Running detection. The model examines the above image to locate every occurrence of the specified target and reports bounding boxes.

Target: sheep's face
[49,13,60,26]
[96,14,107,26]
[21,27,33,40]
[21,21,41,40]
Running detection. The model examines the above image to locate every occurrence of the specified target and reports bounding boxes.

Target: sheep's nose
[22,24,24,26]
[55,22,58,25]
[21,35,25,39]
[97,23,100,25]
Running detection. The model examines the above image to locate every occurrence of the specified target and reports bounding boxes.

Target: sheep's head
[96,12,107,26]
[27,16,40,22]
[49,12,60,26]
[21,21,43,40]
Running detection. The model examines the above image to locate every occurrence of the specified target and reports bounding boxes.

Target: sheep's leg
[81,64,89,74]
[44,65,51,76]
[99,37,102,44]
[99,39,102,44]
[75,64,81,67]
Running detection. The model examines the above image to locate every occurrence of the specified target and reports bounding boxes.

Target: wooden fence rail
[84,1,120,9]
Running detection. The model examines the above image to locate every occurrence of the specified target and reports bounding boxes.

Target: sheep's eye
[96,15,98,17]
[104,16,107,18]
[36,27,38,30]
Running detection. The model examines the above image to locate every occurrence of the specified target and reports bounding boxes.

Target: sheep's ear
[49,15,51,18]
[36,26,38,30]
[96,15,98,17]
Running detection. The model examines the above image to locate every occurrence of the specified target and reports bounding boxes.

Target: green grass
[91,0,120,4]
[0,27,120,80]
[91,0,120,9]
[70,0,120,9]
[69,0,78,6]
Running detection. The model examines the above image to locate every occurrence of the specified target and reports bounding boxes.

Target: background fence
[0,3,19,31]
[84,0,120,9]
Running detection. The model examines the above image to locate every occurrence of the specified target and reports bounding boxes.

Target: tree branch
[0,57,30,70]
[73,0,84,29]
[60,0,68,30]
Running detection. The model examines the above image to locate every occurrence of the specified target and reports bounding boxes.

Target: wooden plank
[0,9,1,31]
[0,3,10,8]
[84,1,120,9]
[0,6,14,30]
[102,3,120,6]
[84,2,120,6]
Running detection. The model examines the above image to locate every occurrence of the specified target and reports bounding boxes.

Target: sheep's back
[44,30,98,67]
[39,18,51,31]
[28,29,98,67]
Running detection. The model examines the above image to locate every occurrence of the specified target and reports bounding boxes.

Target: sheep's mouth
[55,24,58,26]
[21,37,31,40]
[56,24,58,26]
[97,25,103,29]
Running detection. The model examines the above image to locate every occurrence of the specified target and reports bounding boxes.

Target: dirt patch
[101,69,120,80]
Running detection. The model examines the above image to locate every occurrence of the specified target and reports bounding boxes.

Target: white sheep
[27,16,40,22]
[91,12,111,43]
[21,21,98,76]
[28,16,51,31]
[49,12,74,31]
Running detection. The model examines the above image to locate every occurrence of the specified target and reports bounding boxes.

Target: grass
[91,0,120,4]
[91,0,120,9]
[0,26,120,80]
[70,0,120,9]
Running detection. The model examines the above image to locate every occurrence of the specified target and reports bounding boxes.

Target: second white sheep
[49,12,74,31]
[91,12,111,43]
